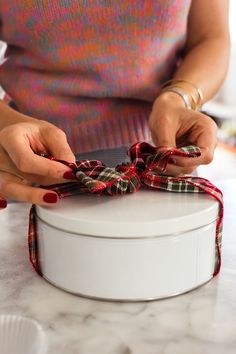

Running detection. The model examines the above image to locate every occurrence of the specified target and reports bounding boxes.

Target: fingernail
[169,158,176,164]
[43,193,58,204]
[63,171,77,180]
[0,199,7,209]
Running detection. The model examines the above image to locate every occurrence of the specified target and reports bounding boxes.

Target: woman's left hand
[148,91,218,176]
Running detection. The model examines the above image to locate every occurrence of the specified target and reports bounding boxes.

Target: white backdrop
[220,0,236,106]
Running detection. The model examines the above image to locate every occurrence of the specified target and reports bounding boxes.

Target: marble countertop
[0,179,236,354]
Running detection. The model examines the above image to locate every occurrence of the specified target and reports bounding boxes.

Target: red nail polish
[63,171,76,180]
[169,158,176,165]
[0,199,7,209]
[43,193,58,204]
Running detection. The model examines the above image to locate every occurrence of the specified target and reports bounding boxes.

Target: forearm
[0,100,37,130]
[173,35,230,103]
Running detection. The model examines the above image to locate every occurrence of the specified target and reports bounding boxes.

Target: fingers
[16,172,77,186]
[0,171,59,206]
[1,123,76,181]
[149,112,177,148]
[162,164,198,177]
[0,146,75,187]
[174,119,217,168]
[0,122,77,206]
[1,137,74,180]
[194,121,217,165]
[43,127,76,163]
[150,109,217,170]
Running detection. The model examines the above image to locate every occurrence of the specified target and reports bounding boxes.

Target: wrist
[0,100,38,130]
[160,79,204,111]
[153,91,186,111]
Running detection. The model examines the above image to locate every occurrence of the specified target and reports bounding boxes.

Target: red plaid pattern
[28,143,223,277]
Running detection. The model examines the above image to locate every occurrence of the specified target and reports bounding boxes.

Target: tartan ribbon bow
[28,142,224,277]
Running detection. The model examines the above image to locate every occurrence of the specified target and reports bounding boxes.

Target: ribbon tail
[28,205,42,275]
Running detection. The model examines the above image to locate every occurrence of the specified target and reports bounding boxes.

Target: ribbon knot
[47,143,202,196]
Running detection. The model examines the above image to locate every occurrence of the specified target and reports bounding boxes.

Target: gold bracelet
[161,86,192,109]
[189,92,198,111]
[172,79,204,107]
[161,80,202,108]
[161,85,199,110]
[161,79,204,110]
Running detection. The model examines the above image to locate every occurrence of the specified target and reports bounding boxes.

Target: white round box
[36,188,219,301]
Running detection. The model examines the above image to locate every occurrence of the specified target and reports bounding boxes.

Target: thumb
[149,116,176,148]
[44,128,76,163]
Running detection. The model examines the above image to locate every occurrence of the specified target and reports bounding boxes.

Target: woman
[0,0,230,207]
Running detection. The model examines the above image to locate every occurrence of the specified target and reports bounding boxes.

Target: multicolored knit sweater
[0,0,191,153]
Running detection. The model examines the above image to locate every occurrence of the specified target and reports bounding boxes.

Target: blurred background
[220,0,236,107]
[203,0,236,155]
[196,0,236,181]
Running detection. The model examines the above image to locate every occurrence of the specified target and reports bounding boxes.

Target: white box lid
[36,188,219,238]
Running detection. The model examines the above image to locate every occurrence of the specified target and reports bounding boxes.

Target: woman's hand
[0,118,76,209]
[148,92,218,176]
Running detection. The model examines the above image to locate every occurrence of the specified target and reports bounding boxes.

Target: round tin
[36,188,219,301]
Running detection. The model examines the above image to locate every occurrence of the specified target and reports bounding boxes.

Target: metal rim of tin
[36,214,217,240]
[43,276,214,302]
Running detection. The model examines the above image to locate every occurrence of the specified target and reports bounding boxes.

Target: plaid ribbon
[28,142,223,277]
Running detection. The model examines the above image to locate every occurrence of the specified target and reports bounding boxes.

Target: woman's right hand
[0,117,77,209]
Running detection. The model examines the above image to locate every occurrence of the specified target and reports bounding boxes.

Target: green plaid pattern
[28,142,223,277]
